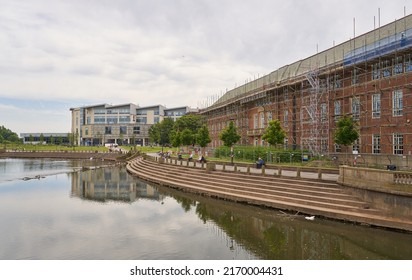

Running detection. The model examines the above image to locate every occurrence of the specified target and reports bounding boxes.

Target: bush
[213,145,308,163]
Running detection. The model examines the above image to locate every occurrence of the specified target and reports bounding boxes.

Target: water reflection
[71,167,165,202]
[72,165,412,260]
[1,159,412,260]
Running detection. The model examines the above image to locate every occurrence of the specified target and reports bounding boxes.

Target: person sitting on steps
[256,157,265,169]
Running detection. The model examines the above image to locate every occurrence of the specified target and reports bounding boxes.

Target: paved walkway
[148,153,339,182]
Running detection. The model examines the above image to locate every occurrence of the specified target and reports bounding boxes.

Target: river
[0,158,411,260]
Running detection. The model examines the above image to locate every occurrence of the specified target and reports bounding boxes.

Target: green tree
[262,120,286,147]
[196,125,211,155]
[174,114,204,133]
[170,130,182,148]
[149,123,160,144]
[39,133,45,144]
[181,128,194,147]
[149,118,175,148]
[0,125,20,143]
[334,116,359,162]
[219,121,241,164]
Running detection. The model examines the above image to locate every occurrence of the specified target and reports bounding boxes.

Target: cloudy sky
[0,0,410,134]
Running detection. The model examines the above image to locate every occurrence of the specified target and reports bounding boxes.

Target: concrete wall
[338,165,412,219]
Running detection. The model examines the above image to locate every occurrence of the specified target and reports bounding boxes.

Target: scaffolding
[200,14,412,156]
[300,69,329,156]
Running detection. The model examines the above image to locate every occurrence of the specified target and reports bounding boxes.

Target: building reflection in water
[70,166,165,203]
[69,165,412,260]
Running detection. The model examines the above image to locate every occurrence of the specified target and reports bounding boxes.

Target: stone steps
[127,157,412,231]
[128,158,373,212]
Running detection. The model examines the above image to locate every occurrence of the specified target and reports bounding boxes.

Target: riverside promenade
[127,155,412,232]
[0,150,124,161]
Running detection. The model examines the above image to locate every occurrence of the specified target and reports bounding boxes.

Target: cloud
[0,0,410,133]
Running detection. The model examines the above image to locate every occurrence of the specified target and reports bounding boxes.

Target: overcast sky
[0,0,410,134]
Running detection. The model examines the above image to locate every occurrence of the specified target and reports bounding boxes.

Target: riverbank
[127,156,412,232]
[0,150,126,161]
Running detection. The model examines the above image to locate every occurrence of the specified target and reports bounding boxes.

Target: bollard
[262,166,265,175]
[247,166,250,175]
[296,168,301,178]
[223,164,226,171]
[234,165,237,172]
[318,169,322,179]
[278,167,282,177]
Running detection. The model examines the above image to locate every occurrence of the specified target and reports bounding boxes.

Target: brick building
[200,14,412,162]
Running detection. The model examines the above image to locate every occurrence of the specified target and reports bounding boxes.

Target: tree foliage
[180,128,194,146]
[0,125,20,143]
[174,114,204,133]
[334,116,359,147]
[148,118,175,146]
[196,125,211,149]
[262,120,286,146]
[219,121,241,148]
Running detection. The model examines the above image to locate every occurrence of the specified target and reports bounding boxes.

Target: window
[107,117,118,124]
[352,68,359,84]
[94,116,105,124]
[393,56,403,75]
[94,109,106,114]
[85,128,89,136]
[254,114,258,129]
[382,60,391,77]
[393,133,403,155]
[352,139,360,153]
[105,127,112,135]
[120,126,127,135]
[334,100,341,121]
[136,117,147,124]
[334,144,341,153]
[405,54,412,72]
[283,110,289,127]
[119,116,130,123]
[351,97,360,120]
[267,112,272,123]
[372,63,380,80]
[260,112,265,128]
[320,103,327,122]
[334,74,342,89]
[392,90,403,116]
[372,134,381,154]
[133,126,140,135]
[321,139,328,153]
[372,93,381,118]
[284,138,288,150]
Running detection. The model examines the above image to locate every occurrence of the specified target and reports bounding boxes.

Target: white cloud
[0,0,410,133]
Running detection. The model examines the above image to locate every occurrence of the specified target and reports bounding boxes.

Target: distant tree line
[0,125,21,144]
[148,115,211,154]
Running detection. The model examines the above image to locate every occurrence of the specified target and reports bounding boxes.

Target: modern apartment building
[200,14,412,162]
[70,103,197,146]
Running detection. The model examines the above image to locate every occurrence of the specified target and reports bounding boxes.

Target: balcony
[247,128,265,136]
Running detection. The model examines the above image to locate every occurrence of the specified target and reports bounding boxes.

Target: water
[0,158,411,260]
